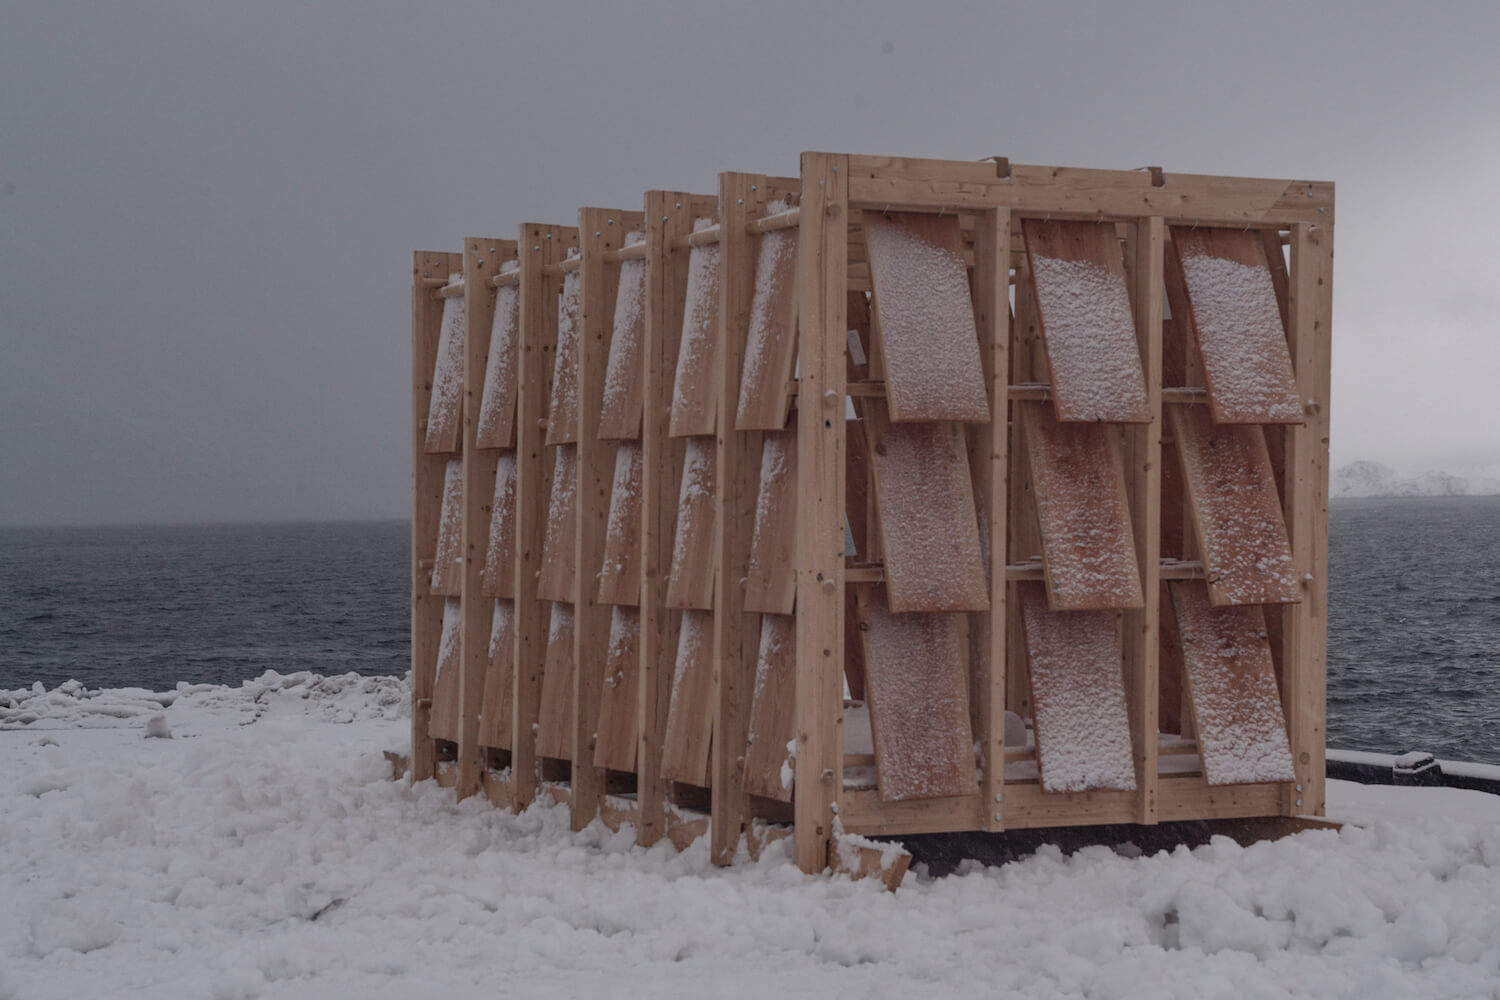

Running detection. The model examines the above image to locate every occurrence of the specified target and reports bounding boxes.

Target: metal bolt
[994,813,1003,822]
[1295,799,1303,807]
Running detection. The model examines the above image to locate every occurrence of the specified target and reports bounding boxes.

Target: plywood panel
[864,212,989,422]
[424,280,466,453]
[669,224,721,437]
[598,237,648,440]
[666,436,717,610]
[742,613,797,802]
[593,605,640,772]
[735,209,799,431]
[430,458,464,596]
[855,586,977,802]
[1017,582,1137,793]
[660,608,714,786]
[546,266,583,444]
[1019,401,1143,610]
[1021,219,1149,423]
[744,422,797,615]
[596,442,643,606]
[865,401,988,613]
[475,276,521,449]
[1168,580,1296,786]
[1170,405,1299,606]
[428,597,462,742]
[535,602,576,760]
[1169,227,1301,424]
[477,600,515,750]
[481,451,517,599]
[536,444,578,603]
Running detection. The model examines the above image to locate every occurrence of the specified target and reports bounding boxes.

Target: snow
[1028,254,1150,422]
[424,280,466,449]
[476,283,520,447]
[669,221,721,436]
[600,252,647,438]
[549,268,584,442]
[430,458,464,593]
[4,673,1500,997]
[737,200,798,429]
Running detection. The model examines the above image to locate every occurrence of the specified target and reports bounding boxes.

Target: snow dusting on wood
[547,268,583,444]
[596,442,643,606]
[430,458,464,596]
[666,437,717,610]
[743,614,796,801]
[476,283,521,448]
[536,445,578,603]
[736,201,798,431]
[744,425,797,615]
[424,278,466,452]
[535,602,576,760]
[477,599,515,750]
[427,597,463,743]
[660,609,714,786]
[592,605,640,772]
[483,452,517,599]
[669,220,721,437]
[599,236,647,440]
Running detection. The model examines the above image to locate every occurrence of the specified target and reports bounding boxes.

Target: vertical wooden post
[1124,217,1164,824]
[793,152,847,874]
[1282,220,1333,817]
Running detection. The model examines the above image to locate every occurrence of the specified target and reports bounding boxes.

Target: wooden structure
[409,153,1333,879]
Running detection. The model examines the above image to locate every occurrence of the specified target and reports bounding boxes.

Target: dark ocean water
[2,501,1498,763]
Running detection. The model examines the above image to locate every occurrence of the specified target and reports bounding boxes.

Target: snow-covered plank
[1168,227,1301,424]
[864,212,990,423]
[1170,405,1299,606]
[598,236,648,440]
[660,609,714,786]
[855,586,978,802]
[481,452,517,599]
[423,278,466,453]
[1019,401,1143,611]
[665,436,717,610]
[743,423,797,615]
[535,602,576,760]
[864,401,988,613]
[427,597,463,743]
[536,444,578,603]
[477,600,515,750]
[1168,580,1296,786]
[735,207,799,431]
[596,442,643,606]
[429,458,464,596]
[592,605,640,772]
[669,222,721,437]
[475,274,521,449]
[1021,219,1150,423]
[1017,582,1137,794]
[546,265,584,445]
[742,613,797,802]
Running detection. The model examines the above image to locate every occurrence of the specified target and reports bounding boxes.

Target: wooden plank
[1167,227,1301,424]
[475,272,521,449]
[477,600,515,750]
[423,277,466,453]
[535,443,578,603]
[1021,219,1149,423]
[593,605,640,772]
[743,419,797,615]
[429,457,464,596]
[743,613,797,801]
[1018,401,1143,610]
[535,602,576,761]
[427,597,462,742]
[665,436,717,609]
[855,586,978,802]
[1016,582,1136,793]
[735,199,800,431]
[863,212,989,423]
[481,452,517,599]
[660,608,714,786]
[668,220,721,437]
[1158,581,1185,735]
[839,789,983,837]
[596,442,643,606]
[598,232,648,440]
[1169,405,1299,606]
[545,264,583,444]
[1168,580,1295,786]
[865,400,988,613]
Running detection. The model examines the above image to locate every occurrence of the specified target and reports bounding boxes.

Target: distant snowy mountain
[1333,460,1500,499]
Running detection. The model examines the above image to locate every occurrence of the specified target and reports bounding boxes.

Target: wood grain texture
[424,286,466,453]
[475,281,521,448]
[596,441,643,606]
[668,232,721,437]
[481,451,517,599]
[477,600,516,750]
[598,247,648,440]
[535,602,576,760]
[546,267,583,444]
[742,613,797,802]
[592,605,640,772]
[735,218,799,431]
[429,458,464,596]
[743,420,797,615]
[665,436,717,610]
[536,444,578,603]
[427,597,462,743]
[660,608,714,786]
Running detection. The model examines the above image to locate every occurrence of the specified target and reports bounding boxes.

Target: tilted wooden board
[598,244,647,440]
[1170,405,1299,606]
[429,458,464,596]
[546,266,583,445]
[482,452,517,599]
[1021,219,1150,423]
[864,212,990,423]
[1168,580,1296,786]
[475,280,521,449]
[666,436,717,610]
[596,442,643,606]
[855,586,978,802]
[535,602,576,760]
[592,605,640,772]
[743,423,797,615]
[536,444,578,603]
[1019,401,1144,610]
[669,225,721,437]
[735,215,799,431]
[427,597,462,743]
[865,401,988,613]
[1168,227,1301,424]
[477,600,515,750]
[660,609,714,786]
[424,284,466,453]
[1017,582,1137,793]
[742,613,797,802]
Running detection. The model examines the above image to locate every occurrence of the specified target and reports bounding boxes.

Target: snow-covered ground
[4,673,1500,999]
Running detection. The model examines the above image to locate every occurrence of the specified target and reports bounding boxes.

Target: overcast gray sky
[3,0,1498,526]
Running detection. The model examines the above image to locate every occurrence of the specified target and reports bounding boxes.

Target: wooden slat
[598,239,648,440]
[535,602,576,760]
[423,282,466,453]
[1016,582,1136,793]
[475,277,521,449]
[855,586,978,802]
[665,436,717,609]
[863,212,989,423]
[545,266,583,444]
[429,457,464,596]
[743,420,797,615]
[743,613,797,802]
[735,206,799,431]
[668,223,721,437]
[481,451,517,599]
[1019,400,1143,610]
[865,399,988,613]
[535,443,578,603]
[1168,580,1295,786]
[660,608,714,786]
[1170,405,1299,606]
[477,600,515,750]
[593,605,640,772]
[1021,219,1150,423]
[596,442,643,606]
[1168,227,1302,424]
[428,597,462,742]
